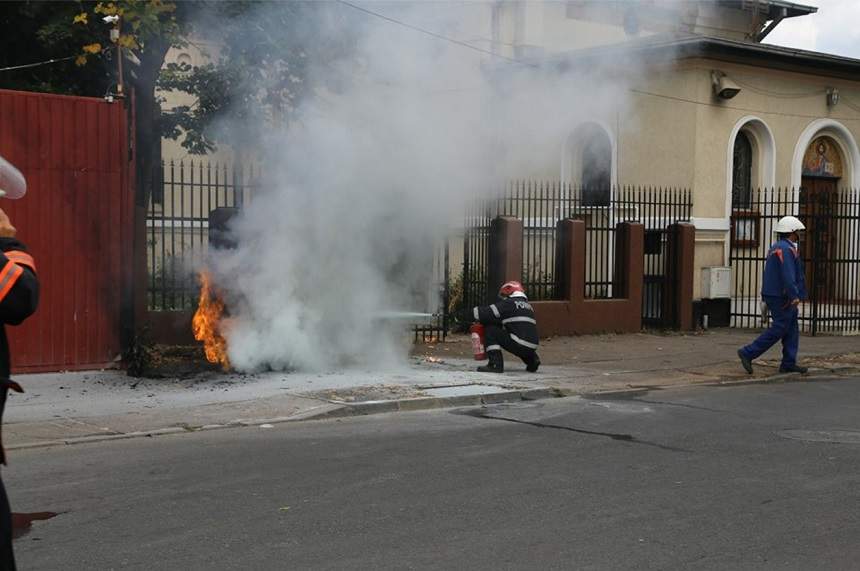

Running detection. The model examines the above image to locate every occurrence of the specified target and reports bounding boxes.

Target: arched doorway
[799,135,844,301]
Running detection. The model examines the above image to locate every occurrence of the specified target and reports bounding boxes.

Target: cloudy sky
[763,0,860,59]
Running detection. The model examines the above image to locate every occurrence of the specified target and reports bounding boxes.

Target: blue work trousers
[741,296,799,368]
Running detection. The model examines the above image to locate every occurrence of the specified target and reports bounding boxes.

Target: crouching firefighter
[472,281,540,374]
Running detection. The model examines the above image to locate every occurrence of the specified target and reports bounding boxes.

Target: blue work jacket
[761,238,807,301]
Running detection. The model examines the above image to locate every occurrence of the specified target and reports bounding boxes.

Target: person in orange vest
[472,281,540,373]
[0,207,39,570]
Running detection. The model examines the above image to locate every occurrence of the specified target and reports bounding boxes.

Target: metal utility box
[701,266,732,299]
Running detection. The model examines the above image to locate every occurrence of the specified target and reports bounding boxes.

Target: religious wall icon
[803,137,842,177]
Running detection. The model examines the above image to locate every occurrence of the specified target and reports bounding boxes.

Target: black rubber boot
[477,351,504,373]
[525,353,540,373]
[737,349,753,374]
[779,364,808,374]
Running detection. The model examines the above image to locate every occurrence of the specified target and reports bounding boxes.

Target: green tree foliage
[1,1,359,158]
[1,1,194,207]
[0,2,113,95]
[157,1,360,155]
[1,1,188,97]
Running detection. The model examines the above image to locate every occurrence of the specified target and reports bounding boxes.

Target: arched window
[581,130,611,206]
[732,131,753,208]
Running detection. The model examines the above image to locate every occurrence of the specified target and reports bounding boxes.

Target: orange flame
[192,270,230,370]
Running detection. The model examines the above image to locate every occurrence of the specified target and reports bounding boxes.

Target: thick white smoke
[207,2,639,372]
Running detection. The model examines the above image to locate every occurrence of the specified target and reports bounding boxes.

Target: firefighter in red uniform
[472,281,540,373]
[0,207,39,570]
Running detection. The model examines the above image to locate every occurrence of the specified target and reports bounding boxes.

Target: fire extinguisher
[470,323,486,361]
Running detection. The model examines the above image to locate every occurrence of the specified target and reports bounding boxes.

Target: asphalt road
[7,377,860,570]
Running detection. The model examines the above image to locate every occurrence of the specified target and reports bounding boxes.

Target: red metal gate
[0,89,134,372]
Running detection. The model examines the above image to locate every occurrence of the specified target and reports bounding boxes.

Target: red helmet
[499,281,526,298]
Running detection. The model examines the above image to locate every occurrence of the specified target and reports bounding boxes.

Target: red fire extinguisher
[470,323,486,361]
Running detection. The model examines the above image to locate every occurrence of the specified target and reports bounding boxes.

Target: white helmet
[774,215,805,234]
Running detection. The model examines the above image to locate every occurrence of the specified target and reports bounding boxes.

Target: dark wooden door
[799,177,837,301]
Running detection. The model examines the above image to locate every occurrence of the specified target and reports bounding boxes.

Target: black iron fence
[413,240,450,342]
[147,160,449,342]
[147,160,256,311]
[462,182,692,327]
[730,187,860,335]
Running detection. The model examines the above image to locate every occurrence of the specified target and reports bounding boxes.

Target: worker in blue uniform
[738,215,808,375]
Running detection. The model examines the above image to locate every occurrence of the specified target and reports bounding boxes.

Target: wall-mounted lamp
[711,71,741,100]
[827,87,839,107]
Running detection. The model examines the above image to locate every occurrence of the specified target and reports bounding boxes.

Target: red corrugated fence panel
[0,89,133,373]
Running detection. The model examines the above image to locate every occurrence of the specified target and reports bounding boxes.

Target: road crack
[455,409,689,452]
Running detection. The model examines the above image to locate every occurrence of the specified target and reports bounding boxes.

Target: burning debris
[192,270,231,371]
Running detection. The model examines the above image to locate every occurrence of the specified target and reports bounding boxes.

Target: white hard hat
[774,215,805,234]
[0,154,26,199]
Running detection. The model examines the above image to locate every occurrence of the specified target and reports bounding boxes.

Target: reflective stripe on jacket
[0,239,40,464]
[473,296,539,349]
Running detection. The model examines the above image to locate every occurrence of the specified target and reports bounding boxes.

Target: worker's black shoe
[477,351,504,374]
[779,364,808,374]
[737,349,753,374]
[525,354,540,373]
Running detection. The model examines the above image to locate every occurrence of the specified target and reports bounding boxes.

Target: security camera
[711,71,741,100]
[102,15,120,24]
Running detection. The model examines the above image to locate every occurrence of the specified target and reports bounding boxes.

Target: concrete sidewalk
[5,328,859,450]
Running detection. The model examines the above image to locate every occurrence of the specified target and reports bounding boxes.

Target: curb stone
[707,371,846,387]
[521,388,564,400]
[6,439,66,451]
[581,387,653,399]
[8,427,190,451]
[62,427,188,445]
[7,388,561,450]
[480,391,523,404]
[7,369,858,451]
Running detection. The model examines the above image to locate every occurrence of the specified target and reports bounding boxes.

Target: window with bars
[581,130,612,207]
[732,131,753,209]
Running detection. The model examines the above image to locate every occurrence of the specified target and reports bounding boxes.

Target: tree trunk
[124,38,171,353]
[133,38,171,208]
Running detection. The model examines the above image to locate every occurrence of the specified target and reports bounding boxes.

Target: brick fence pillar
[615,221,644,304]
[555,219,585,300]
[488,216,523,300]
[665,223,696,330]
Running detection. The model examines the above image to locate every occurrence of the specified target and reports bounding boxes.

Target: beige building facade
[584,46,859,298]
[485,1,860,302]
[149,1,860,323]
